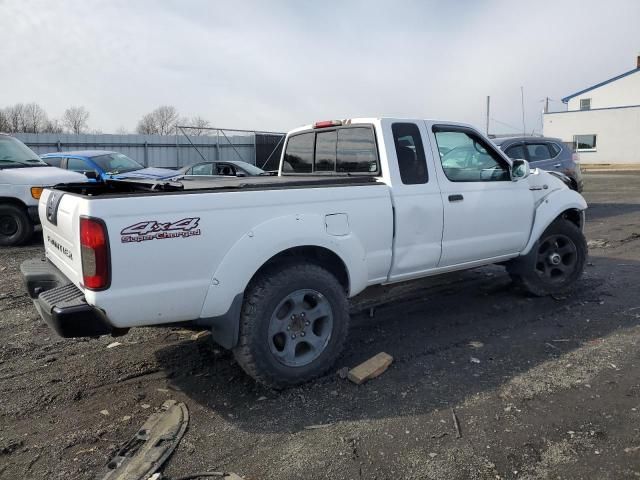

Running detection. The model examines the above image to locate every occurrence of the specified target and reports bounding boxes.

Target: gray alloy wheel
[267,289,334,367]
[535,233,578,283]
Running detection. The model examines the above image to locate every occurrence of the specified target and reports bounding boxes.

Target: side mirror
[84,171,99,180]
[236,171,247,177]
[511,159,530,181]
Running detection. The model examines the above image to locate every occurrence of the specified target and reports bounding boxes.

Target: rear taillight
[80,217,110,290]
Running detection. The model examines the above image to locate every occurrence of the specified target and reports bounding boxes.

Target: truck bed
[53,175,381,197]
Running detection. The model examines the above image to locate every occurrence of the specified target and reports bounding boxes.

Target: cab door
[384,121,444,281]
[430,125,534,267]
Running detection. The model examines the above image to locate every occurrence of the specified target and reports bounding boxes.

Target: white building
[543,56,640,164]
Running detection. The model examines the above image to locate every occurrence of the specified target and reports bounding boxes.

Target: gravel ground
[1,172,639,480]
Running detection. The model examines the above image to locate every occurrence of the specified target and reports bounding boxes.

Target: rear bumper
[20,257,114,337]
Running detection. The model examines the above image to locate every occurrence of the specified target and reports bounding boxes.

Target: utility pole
[544,96,549,114]
[486,95,490,136]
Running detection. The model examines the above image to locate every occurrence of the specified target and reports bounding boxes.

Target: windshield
[0,136,48,169]
[92,153,144,174]
[230,161,265,175]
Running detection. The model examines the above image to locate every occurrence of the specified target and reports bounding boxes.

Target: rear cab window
[392,123,428,184]
[282,125,379,175]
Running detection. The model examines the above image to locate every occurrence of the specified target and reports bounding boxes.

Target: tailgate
[39,189,85,289]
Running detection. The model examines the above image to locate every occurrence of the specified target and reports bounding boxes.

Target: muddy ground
[1,172,639,480]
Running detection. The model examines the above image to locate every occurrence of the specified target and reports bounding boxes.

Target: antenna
[485,96,490,136]
[520,86,526,137]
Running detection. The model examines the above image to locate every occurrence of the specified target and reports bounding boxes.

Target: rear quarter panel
[80,184,393,328]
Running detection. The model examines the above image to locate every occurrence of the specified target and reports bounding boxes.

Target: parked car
[492,136,583,192]
[0,134,88,246]
[41,150,178,182]
[22,117,587,388]
[176,160,265,178]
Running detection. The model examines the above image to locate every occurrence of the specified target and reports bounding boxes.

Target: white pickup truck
[22,118,587,387]
[1,134,88,246]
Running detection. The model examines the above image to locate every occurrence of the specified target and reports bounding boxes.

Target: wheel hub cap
[548,253,562,265]
[268,289,334,367]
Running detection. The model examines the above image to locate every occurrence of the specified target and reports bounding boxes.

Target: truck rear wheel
[0,204,34,247]
[233,263,350,389]
[507,218,587,296]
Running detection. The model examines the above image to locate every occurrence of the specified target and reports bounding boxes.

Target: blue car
[40,150,178,182]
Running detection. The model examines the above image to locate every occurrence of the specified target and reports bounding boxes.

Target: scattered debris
[624,446,640,453]
[304,423,333,430]
[106,342,122,349]
[0,439,24,455]
[544,342,561,351]
[337,367,349,379]
[100,400,189,480]
[470,357,481,364]
[191,330,211,341]
[347,352,394,385]
[257,396,267,401]
[587,239,609,249]
[100,410,110,416]
[468,341,484,349]
[451,408,462,438]
[428,452,438,458]
[140,404,151,409]
[368,307,375,318]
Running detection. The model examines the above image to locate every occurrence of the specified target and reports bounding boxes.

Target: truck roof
[287,117,475,135]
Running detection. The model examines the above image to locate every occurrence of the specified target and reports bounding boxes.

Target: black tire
[233,262,350,389]
[507,218,587,296]
[0,204,34,247]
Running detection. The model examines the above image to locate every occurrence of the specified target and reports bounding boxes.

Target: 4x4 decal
[121,218,201,243]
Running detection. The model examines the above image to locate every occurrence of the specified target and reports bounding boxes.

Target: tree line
[0,104,213,136]
[0,103,91,134]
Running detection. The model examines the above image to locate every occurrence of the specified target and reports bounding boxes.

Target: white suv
[0,134,87,246]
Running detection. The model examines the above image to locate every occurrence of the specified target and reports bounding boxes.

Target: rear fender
[199,213,368,319]
[521,188,587,255]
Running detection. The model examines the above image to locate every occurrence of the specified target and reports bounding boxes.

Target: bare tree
[180,115,211,136]
[5,103,26,133]
[45,118,64,134]
[22,103,49,133]
[63,106,90,134]
[136,105,179,135]
[0,109,9,132]
[115,126,129,135]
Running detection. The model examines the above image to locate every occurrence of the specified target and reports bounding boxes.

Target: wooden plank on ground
[347,352,393,384]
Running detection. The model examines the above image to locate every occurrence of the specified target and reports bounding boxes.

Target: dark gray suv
[493,136,583,192]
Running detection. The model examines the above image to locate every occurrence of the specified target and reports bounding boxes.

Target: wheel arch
[521,189,587,255]
[0,197,29,210]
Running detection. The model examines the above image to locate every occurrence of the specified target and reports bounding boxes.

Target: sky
[1,0,639,135]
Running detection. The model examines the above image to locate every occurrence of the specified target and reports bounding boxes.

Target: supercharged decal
[120,218,201,243]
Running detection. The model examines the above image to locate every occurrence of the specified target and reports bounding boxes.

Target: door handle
[553,163,561,168]
[448,194,464,202]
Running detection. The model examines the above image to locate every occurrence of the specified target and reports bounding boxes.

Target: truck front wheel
[507,218,587,296]
[0,204,34,247]
[233,263,350,388]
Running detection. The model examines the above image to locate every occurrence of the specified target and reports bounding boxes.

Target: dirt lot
[1,172,639,480]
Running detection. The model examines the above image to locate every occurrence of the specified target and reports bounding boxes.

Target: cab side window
[45,156,63,167]
[67,158,92,173]
[392,123,428,184]
[526,143,553,162]
[504,144,526,160]
[191,163,213,175]
[433,126,510,182]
